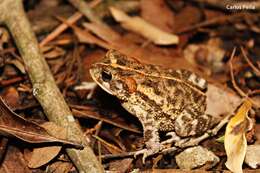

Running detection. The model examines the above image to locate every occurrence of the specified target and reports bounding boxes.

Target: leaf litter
[0,0,259,172]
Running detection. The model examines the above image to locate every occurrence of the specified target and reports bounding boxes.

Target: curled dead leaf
[28,146,61,168]
[28,122,67,168]
[0,97,82,148]
[224,99,252,173]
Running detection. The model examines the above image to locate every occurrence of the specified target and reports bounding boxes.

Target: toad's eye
[101,71,112,82]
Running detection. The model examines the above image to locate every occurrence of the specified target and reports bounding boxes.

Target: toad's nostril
[101,71,112,82]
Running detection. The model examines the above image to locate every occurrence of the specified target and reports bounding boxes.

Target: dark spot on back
[174,88,183,97]
[181,70,193,80]
[146,64,158,72]
[119,70,135,77]
[167,96,175,105]
[142,79,154,87]
[167,79,178,86]
[186,107,197,118]
[134,65,144,70]
[153,86,162,95]
[136,92,162,113]
[192,92,202,103]
[168,70,181,78]
[141,79,162,95]
[116,57,127,66]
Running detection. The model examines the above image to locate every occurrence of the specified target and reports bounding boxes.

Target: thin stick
[228,48,258,108]
[101,146,177,160]
[39,12,82,47]
[240,46,260,76]
[177,13,246,34]
[39,0,102,47]
[0,0,103,172]
[68,0,103,24]
[248,89,260,96]
[229,47,248,97]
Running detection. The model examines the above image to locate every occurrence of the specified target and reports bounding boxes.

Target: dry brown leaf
[71,107,140,134]
[109,7,179,45]
[225,99,252,173]
[46,161,73,173]
[2,87,20,108]
[173,5,202,33]
[0,97,81,147]
[0,146,32,173]
[81,22,138,56]
[74,27,111,49]
[109,158,133,172]
[81,22,188,70]
[83,22,121,44]
[28,122,67,168]
[81,50,106,81]
[0,138,8,163]
[58,18,112,49]
[28,146,61,168]
[42,46,66,59]
[140,0,175,32]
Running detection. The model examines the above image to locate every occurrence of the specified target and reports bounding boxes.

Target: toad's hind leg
[174,108,214,137]
[121,102,163,162]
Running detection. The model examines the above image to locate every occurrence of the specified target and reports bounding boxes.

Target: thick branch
[0,0,103,172]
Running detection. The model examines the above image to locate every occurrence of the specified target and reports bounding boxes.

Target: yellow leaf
[224,99,252,173]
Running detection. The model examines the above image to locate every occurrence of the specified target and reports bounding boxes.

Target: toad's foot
[134,145,164,163]
[162,132,181,145]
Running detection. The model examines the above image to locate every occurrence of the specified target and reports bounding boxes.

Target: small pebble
[245,145,260,169]
[175,146,219,170]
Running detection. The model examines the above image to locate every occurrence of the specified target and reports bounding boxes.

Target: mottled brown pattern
[90,49,216,154]
[166,78,178,86]
[144,129,153,142]
[196,117,207,135]
[136,92,165,116]
[142,79,153,87]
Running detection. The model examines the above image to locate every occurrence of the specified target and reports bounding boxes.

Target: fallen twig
[229,47,248,98]
[177,13,247,34]
[228,48,258,108]
[240,46,260,77]
[39,12,82,47]
[0,0,103,172]
[68,0,103,25]
[101,146,178,160]
[40,0,102,47]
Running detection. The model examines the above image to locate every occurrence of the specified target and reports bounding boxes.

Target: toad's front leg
[121,102,164,162]
[134,124,164,163]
